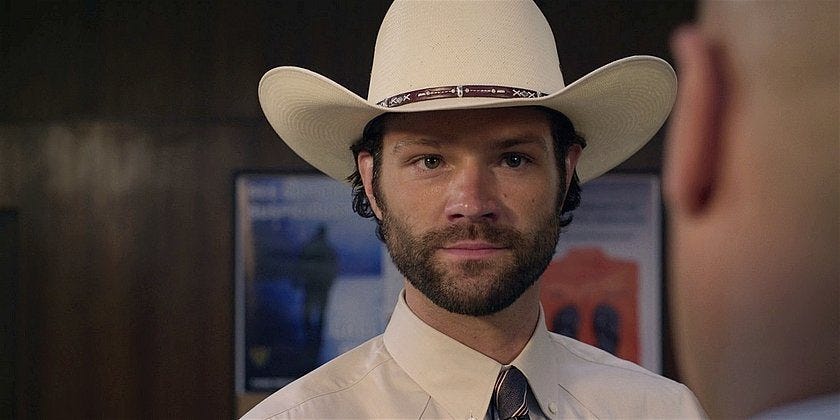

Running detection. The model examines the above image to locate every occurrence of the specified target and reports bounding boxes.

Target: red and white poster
[541,174,663,372]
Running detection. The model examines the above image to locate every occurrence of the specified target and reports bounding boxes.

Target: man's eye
[503,154,525,168]
[422,156,441,169]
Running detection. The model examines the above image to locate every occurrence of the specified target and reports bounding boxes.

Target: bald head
[702,1,837,83]
[665,1,838,418]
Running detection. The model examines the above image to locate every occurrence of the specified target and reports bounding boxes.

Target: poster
[541,173,662,372]
[233,173,398,393]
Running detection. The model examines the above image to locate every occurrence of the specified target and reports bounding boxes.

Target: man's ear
[664,26,727,216]
[357,151,384,220]
[564,143,582,190]
[554,143,582,208]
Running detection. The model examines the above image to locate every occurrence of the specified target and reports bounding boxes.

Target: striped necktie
[492,366,531,420]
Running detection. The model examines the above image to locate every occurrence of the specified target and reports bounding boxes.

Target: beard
[380,209,562,316]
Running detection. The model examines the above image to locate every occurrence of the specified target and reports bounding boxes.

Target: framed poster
[233,172,401,397]
[234,171,663,412]
[540,173,663,372]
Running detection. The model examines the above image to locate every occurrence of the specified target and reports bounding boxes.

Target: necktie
[492,366,531,420]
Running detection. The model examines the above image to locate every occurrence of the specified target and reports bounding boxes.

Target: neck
[403,281,541,364]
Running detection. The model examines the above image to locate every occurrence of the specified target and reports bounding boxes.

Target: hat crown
[368,0,566,104]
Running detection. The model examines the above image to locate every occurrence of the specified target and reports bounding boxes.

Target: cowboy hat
[258,0,676,183]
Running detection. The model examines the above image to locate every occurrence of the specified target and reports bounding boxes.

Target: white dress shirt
[242,291,706,419]
[752,393,839,419]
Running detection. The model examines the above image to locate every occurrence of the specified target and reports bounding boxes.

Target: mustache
[421,223,524,248]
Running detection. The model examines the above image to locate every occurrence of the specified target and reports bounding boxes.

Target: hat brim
[258,55,676,183]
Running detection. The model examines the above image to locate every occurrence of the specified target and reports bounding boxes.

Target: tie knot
[493,366,531,420]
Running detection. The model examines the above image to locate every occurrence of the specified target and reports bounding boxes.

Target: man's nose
[444,163,499,223]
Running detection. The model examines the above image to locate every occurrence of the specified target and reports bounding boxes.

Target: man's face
[358,107,578,316]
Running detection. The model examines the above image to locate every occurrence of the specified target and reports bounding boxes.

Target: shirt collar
[383,290,568,419]
[511,312,567,418]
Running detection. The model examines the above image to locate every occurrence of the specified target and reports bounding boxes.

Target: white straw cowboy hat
[258,0,677,183]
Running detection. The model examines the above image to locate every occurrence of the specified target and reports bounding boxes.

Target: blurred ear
[357,151,384,220]
[556,143,582,208]
[664,26,727,216]
[565,144,582,188]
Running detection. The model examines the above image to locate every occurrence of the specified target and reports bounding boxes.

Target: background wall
[0,1,695,418]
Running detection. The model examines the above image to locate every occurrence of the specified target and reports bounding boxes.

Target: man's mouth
[439,241,509,258]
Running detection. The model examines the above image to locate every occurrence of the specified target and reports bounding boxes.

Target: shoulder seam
[265,355,397,418]
[549,333,676,385]
[417,395,433,419]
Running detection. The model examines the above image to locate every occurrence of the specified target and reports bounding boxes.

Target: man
[245,1,705,418]
[665,1,838,418]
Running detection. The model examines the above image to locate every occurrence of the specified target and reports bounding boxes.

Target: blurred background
[0,1,695,418]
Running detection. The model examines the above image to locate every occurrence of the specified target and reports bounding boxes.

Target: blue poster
[234,173,390,392]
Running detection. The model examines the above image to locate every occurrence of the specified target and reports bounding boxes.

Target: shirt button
[549,402,558,413]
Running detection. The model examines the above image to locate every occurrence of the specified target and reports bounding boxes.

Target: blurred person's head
[665,1,839,418]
